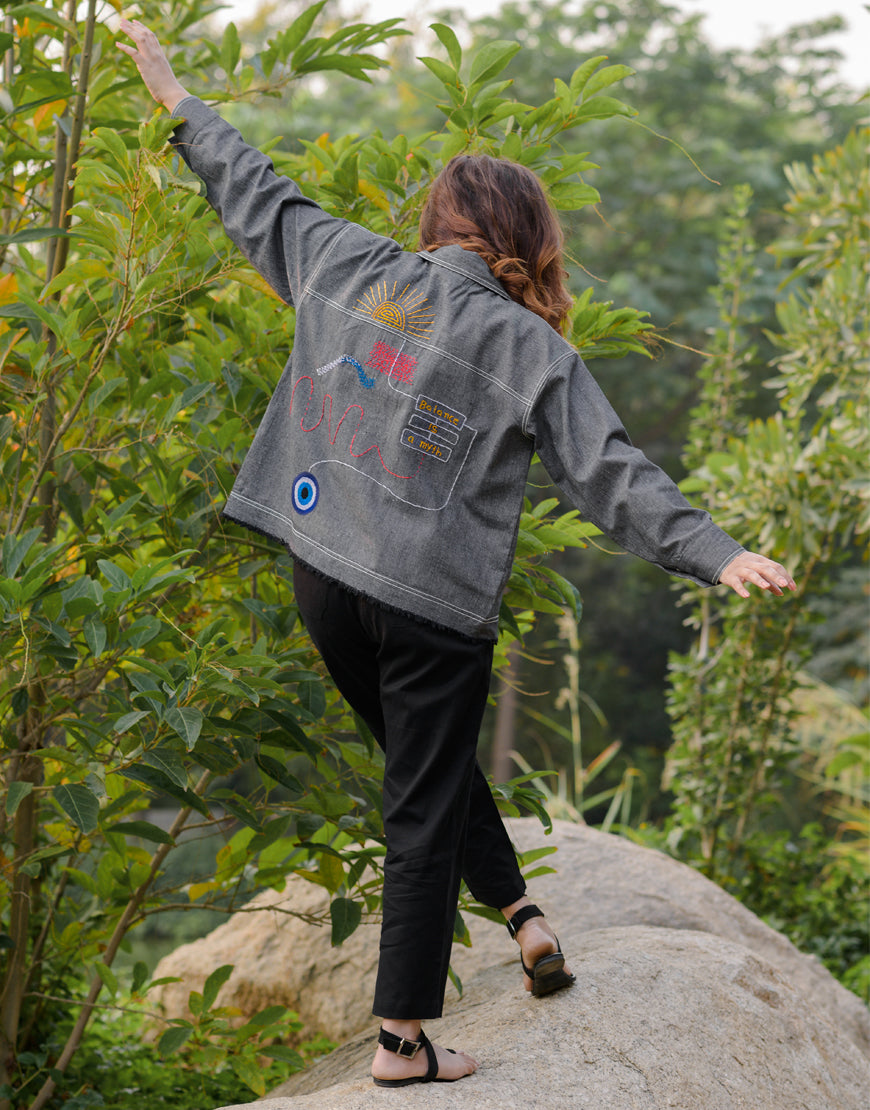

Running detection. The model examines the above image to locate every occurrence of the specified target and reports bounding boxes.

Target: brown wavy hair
[418,154,573,334]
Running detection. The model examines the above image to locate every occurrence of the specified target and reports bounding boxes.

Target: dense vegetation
[1,2,866,1107]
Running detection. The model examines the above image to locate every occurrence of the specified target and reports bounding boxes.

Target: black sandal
[506,904,576,998]
[372,1027,462,1087]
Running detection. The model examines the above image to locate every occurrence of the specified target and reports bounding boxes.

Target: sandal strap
[505,902,545,939]
[377,1027,438,1080]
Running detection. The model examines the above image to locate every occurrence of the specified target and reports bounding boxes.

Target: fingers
[118,18,156,55]
[117,20,188,110]
[719,552,796,599]
[118,19,167,65]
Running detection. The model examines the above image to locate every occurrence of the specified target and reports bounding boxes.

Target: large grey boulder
[152,819,869,1060]
[217,926,869,1110]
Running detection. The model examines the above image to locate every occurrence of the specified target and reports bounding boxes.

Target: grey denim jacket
[170,98,742,641]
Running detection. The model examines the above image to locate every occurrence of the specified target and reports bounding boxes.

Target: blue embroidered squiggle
[315,355,376,389]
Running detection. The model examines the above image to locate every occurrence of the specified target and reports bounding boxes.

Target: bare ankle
[380,1018,422,1040]
[500,894,533,921]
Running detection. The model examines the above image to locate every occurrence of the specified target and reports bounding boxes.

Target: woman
[118,20,795,1088]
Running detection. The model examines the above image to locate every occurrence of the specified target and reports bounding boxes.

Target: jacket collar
[417,244,510,300]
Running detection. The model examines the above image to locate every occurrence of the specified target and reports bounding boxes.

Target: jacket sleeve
[525,349,743,587]
[168,96,346,306]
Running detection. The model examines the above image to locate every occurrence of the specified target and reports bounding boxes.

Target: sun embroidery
[356,281,434,338]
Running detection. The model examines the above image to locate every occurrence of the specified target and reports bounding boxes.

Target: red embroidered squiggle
[290,376,414,481]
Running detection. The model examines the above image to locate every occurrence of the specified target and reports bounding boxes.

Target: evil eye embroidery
[292,472,319,514]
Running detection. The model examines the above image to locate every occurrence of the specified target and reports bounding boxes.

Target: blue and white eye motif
[292,472,319,514]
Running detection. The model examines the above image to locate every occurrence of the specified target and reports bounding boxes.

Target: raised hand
[718,550,796,598]
[117,19,190,112]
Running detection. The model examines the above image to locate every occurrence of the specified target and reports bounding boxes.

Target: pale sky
[223,0,869,88]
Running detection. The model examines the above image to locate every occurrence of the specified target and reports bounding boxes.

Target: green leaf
[114,710,150,735]
[94,963,119,997]
[0,226,72,246]
[826,750,863,776]
[106,494,144,528]
[295,53,379,80]
[469,40,521,86]
[583,63,634,99]
[105,821,175,845]
[132,961,149,995]
[297,680,326,719]
[569,55,609,96]
[261,1045,304,1067]
[255,754,304,795]
[318,850,344,893]
[165,707,203,750]
[202,964,234,1012]
[83,616,107,657]
[122,765,210,817]
[431,23,462,70]
[8,4,76,35]
[89,127,129,167]
[2,527,42,578]
[142,747,188,789]
[125,616,162,649]
[220,21,241,75]
[230,1055,266,1096]
[158,1025,193,1057]
[6,781,34,818]
[43,258,112,299]
[243,1005,288,1027]
[64,866,98,895]
[572,95,637,122]
[12,291,63,333]
[212,794,263,832]
[282,0,327,57]
[88,376,125,415]
[53,783,100,834]
[11,687,29,717]
[330,897,362,946]
[27,844,73,866]
[97,559,131,591]
[0,301,38,321]
[548,181,600,210]
[419,55,457,88]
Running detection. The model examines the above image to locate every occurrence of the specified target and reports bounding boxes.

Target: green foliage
[155,964,309,1097]
[662,129,869,988]
[0,3,654,1105]
[3,994,331,1110]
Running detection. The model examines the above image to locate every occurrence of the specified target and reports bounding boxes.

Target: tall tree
[663,129,868,989]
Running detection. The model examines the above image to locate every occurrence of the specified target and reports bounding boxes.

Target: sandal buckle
[396,1037,420,1059]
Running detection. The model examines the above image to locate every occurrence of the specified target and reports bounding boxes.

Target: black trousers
[293,562,526,1018]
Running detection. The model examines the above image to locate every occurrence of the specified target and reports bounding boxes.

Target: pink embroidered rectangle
[366,341,418,385]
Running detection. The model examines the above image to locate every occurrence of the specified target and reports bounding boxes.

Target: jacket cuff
[168,96,216,146]
[712,545,745,585]
[170,94,205,120]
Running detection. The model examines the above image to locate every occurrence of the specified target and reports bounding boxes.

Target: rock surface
[217,927,869,1110]
[152,818,870,1061]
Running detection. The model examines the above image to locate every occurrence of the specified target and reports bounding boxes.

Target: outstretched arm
[117,19,190,112]
[116,20,345,311]
[718,550,795,599]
